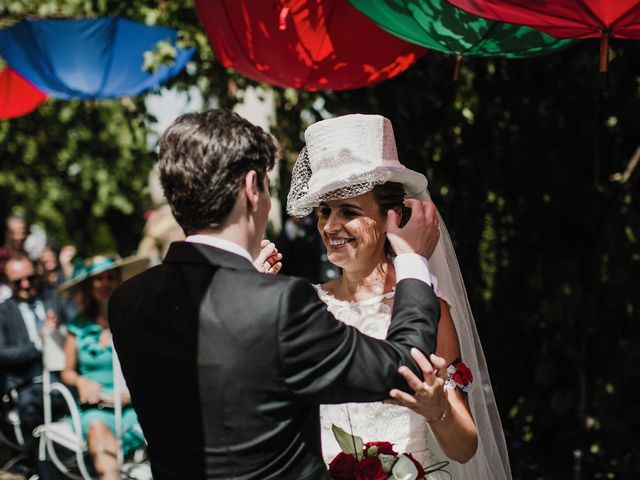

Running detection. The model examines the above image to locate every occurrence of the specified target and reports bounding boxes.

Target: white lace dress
[316,286,441,469]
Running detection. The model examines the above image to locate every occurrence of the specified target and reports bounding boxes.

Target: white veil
[415,189,512,480]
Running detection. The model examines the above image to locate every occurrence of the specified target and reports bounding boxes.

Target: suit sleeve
[277,278,440,404]
[0,310,40,369]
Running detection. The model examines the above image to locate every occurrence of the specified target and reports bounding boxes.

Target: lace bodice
[315,286,440,469]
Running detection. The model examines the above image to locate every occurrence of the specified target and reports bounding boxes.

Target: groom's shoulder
[238,270,315,293]
[111,257,317,306]
[231,271,320,306]
[110,263,164,303]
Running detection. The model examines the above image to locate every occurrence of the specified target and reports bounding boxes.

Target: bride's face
[317,192,387,269]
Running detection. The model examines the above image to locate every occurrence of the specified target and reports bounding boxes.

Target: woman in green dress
[58,255,149,480]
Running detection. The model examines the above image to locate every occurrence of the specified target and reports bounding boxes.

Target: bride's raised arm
[388,298,479,464]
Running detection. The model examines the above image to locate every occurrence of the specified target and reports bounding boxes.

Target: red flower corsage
[444,359,473,393]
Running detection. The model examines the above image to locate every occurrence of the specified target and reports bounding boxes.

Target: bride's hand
[387,348,449,423]
[254,239,283,275]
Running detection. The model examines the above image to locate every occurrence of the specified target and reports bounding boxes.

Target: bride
[285,114,512,479]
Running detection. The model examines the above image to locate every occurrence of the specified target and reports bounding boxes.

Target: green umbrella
[349,0,576,78]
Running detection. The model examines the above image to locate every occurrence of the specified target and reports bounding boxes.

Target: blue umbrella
[0,17,195,99]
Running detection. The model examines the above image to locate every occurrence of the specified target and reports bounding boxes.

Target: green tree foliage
[0,98,153,253]
[0,0,241,254]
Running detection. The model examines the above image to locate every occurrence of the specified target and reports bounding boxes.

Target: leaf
[331,424,364,461]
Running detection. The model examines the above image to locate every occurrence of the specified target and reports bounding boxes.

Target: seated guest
[39,244,67,288]
[38,244,78,321]
[4,216,28,256]
[0,247,11,303]
[0,252,65,479]
[58,255,149,480]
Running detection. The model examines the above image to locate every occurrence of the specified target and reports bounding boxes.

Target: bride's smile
[327,237,354,247]
[317,194,387,270]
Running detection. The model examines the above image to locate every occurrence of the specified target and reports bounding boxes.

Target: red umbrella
[0,67,47,120]
[446,0,640,71]
[195,0,426,91]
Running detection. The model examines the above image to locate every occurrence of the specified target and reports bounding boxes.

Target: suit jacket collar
[3,298,31,339]
[9,293,57,314]
[163,241,256,272]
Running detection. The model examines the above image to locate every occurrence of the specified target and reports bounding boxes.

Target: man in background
[0,253,64,479]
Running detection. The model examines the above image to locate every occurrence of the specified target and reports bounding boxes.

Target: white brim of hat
[57,255,151,296]
[290,165,428,211]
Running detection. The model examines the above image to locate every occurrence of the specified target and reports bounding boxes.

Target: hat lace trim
[286,147,391,217]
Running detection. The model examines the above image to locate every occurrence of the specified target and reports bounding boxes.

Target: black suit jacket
[0,295,67,394]
[109,242,440,480]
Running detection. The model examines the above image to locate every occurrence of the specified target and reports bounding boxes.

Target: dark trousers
[16,382,64,480]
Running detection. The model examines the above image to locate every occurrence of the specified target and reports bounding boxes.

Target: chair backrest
[42,325,67,373]
[41,325,68,426]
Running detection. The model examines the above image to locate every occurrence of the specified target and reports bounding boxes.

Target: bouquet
[328,425,449,480]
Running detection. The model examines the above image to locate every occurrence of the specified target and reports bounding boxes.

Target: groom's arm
[277,276,439,404]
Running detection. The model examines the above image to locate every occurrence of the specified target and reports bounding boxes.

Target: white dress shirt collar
[185,235,253,263]
[17,299,45,351]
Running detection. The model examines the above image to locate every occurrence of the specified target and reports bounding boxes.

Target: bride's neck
[331,256,396,302]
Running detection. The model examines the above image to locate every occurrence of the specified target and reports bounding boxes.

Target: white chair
[34,329,151,480]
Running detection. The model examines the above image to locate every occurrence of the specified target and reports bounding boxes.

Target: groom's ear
[243,170,260,213]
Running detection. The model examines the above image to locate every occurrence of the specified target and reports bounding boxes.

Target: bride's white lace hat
[286,114,428,217]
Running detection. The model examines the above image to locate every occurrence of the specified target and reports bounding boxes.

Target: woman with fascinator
[286,114,511,479]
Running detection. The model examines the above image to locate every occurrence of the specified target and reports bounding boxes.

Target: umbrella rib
[607,2,639,31]
[396,0,433,48]
[218,1,269,84]
[300,0,338,90]
[464,20,499,56]
[98,18,119,98]
[574,0,607,31]
[23,20,62,96]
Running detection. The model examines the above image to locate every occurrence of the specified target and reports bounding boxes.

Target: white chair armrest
[49,381,84,439]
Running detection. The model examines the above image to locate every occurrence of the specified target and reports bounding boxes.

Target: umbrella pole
[598,31,609,73]
[453,55,462,82]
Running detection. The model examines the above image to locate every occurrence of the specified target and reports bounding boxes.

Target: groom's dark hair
[158,109,277,234]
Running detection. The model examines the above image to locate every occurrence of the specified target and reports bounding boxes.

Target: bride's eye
[342,209,360,219]
[318,206,331,217]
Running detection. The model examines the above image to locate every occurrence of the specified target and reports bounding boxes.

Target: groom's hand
[387,199,440,258]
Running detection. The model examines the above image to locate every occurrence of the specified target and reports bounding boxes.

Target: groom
[108,109,441,479]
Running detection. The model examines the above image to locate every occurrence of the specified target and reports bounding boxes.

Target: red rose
[354,456,386,480]
[452,361,473,386]
[329,452,357,479]
[365,441,397,456]
[405,453,426,479]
